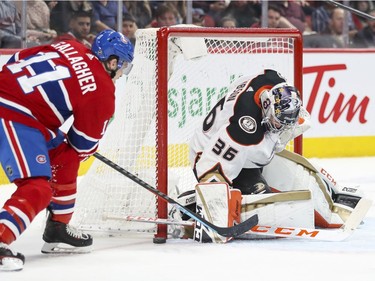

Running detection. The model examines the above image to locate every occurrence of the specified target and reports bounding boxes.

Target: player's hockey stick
[93,152,258,237]
[104,198,372,241]
[103,214,193,225]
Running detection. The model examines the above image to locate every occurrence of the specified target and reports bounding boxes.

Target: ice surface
[1,157,374,281]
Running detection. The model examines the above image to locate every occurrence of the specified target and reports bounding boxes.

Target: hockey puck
[153,237,167,244]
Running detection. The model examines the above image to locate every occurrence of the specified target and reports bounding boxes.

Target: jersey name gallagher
[51,41,97,95]
[0,39,115,155]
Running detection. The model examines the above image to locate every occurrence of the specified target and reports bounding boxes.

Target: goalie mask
[260,83,302,133]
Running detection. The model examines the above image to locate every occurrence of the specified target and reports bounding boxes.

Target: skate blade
[0,257,24,271]
[41,242,92,254]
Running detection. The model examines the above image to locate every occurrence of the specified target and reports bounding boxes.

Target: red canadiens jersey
[0,40,115,156]
[189,69,288,183]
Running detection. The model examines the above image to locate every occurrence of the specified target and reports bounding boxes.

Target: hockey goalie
[170,69,366,243]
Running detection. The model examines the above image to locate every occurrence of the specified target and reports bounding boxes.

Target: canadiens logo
[36,154,47,164]
[239,116,257,134]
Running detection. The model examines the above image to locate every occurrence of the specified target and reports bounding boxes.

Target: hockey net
[72,26,303,241]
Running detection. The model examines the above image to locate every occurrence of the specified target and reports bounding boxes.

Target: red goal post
[72,26,303,242]
[156,26,303,241]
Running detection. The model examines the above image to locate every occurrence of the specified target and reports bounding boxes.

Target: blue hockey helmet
[91,30,134,70]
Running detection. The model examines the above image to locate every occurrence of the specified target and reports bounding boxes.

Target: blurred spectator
[91,0,128,32]
[53,10,94,48]
[222,0,260,28]
[311,1,356,35]
[192,8,206,26]
[304,7,348,48]
[167,1,187,24]
[266,5,282,28]
[251,4,296,29]
[23,0,57,46]
[45,1,58,10]
[311,2,334,33]
[0,0,22,48]
[205,0,228,27]
[124,1,152,28]
[219,16,237,28]
[351,1,373,30]
[49,1,93,35]
[192,0,212,12]
[122,13,137,46]
[351,8,375,48]
[149,3,178,27]
[271,1,307,33]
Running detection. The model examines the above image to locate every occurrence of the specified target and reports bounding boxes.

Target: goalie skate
[331,185,364,209]
[41,218,93,254]
[0,243,25,271]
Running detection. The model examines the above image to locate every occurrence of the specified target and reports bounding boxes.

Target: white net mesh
[72,27,301,236]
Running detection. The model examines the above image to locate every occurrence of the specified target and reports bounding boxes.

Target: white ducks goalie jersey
[189,69,287,183]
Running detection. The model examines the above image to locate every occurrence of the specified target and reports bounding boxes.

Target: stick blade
[216,214,259,237]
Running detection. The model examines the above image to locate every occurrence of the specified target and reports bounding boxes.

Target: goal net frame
[155,27,302,241]
[72,26,303,242]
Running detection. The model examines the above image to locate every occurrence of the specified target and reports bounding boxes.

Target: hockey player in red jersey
[0,29,134,271]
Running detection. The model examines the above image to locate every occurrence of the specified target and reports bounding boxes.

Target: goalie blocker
[194,183,241,243]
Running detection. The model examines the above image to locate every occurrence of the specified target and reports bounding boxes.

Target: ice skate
[0,243,25,271]
[41,216,93,254]
[332,185,364,209]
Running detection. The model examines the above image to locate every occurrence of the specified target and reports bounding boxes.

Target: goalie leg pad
[193,183,241,243]
[262,152,353,228]
[240,191,315,238]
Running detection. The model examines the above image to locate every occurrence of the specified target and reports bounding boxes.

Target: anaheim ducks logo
[239,116,257,134]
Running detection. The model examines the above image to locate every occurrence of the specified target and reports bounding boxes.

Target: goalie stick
[104,198,372,242]
[93,152,258,238]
